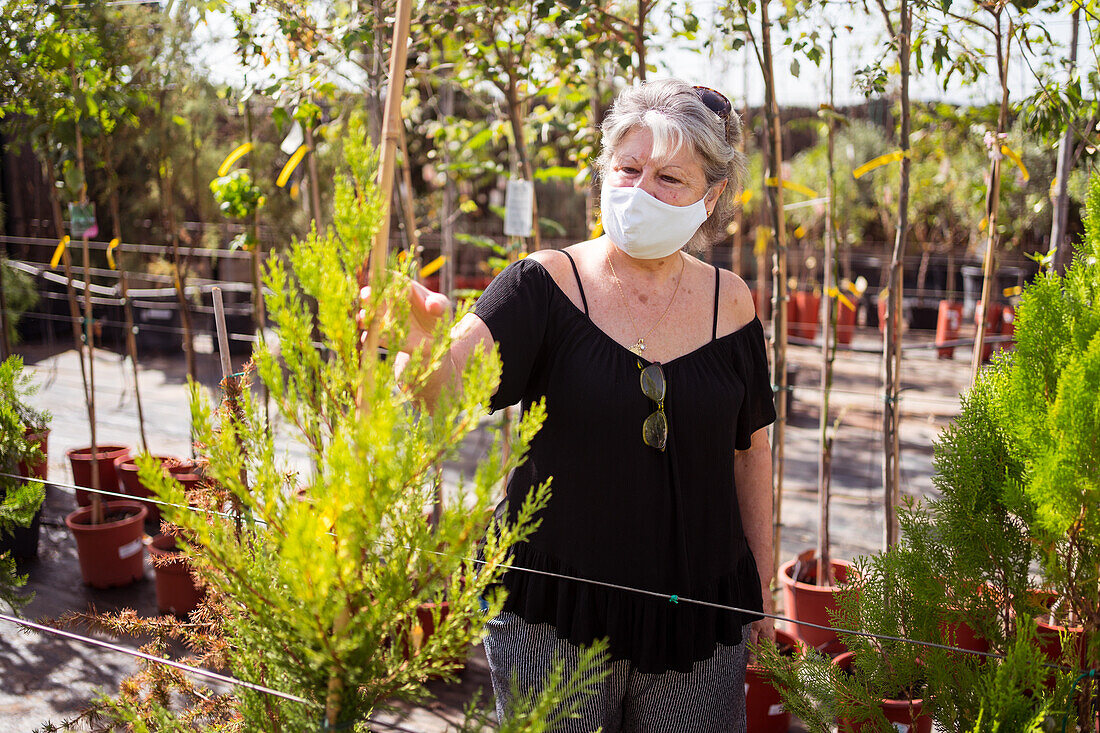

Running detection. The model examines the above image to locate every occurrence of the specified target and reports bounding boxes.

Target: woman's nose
[634,172,660,198]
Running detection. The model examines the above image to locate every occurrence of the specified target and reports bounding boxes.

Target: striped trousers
[484,611,750,732]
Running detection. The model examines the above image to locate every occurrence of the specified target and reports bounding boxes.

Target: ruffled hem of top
[499,543,764,674]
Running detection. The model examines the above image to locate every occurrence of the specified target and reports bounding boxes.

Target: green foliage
[0,260,40,346]
[81,115,601,728]
[0,356,48,613]
[210,169,266,221]
[759,172,1100,733]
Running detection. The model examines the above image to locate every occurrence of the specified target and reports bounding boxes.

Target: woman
[399,79,775,731]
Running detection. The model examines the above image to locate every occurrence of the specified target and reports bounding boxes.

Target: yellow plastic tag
[50,236,70,269]
[853,150,909,179]
[1000,145,1029,182]
[419,255,446,278]
[754,226,772,256]
[276,145,309,188]
[106,237,120,270]
[217,142,254,177]
[764,178,819,198]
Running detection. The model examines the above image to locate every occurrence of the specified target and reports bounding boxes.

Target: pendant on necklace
[629,339,646,356]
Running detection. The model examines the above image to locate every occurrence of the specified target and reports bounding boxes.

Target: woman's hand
[748,585,776,661]
[359,279,451,356]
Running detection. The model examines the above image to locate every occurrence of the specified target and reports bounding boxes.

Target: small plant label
[768,703,785,715]
[118,538,143,559]
[892,724,910,733]
[503,178,534,237]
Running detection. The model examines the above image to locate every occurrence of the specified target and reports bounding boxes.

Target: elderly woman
[404,79,775,731]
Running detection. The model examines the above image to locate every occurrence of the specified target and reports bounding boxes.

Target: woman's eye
[660,175,682,184]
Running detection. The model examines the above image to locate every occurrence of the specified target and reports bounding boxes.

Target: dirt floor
[1,322,980,731]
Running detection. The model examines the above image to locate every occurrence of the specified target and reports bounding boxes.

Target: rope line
[8,468,1092,674]
[0,612,309,705]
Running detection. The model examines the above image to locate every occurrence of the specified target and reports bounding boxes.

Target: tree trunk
[760,0,789,584]
[440,54,457,299]
[882,0,911,549]
[970,14,1011,385]
[817,35,837,585]
[1050,7,1079,275]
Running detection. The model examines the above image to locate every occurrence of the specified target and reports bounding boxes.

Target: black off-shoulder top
[474,252,776,673]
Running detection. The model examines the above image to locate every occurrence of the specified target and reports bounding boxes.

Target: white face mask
[600,180,710,259]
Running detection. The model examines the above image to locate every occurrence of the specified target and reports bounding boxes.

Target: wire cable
[0,612,310,705]
[8,467,1087,671]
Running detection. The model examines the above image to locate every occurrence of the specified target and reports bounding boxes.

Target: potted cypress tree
[55,116,606,728]
[0,356,50,561]
[757,173,1100,732]
[0,356,47,590]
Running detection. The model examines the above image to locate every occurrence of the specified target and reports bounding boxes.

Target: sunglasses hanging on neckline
[639,361,668,451]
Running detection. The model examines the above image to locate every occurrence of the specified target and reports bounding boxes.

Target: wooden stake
[817,35,838,586]
[119,272,148,453]
[358,0,415,411]
[213,287,233,381]
[759,0,790,586]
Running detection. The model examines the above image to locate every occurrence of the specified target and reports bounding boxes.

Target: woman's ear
[705,178,728,216]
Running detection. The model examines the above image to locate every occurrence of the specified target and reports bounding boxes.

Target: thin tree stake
[119,271,148,453]
[212,286,244,537]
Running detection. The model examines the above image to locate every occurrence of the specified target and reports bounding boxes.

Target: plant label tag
[892,724,910,733]
[503,178,534,237]
[118,538,143,559]
[768,703,785,715]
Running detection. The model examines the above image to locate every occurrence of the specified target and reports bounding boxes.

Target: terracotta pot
[65,500,147,588]
[0,428,51,560]
[791,291,821,340]
[940,618,991,655]
[974,302,1004,364]
[834,652,932,733]
[877,296,907,335]
[745,628,800,731]
[780,553,854,651]
[148,534,205,616]
[994,304,1015,357]
[935,300,964,359]
[115,455,194,526]
[1030,591,1085,667]
[67,445,130,506]
[836,299,858,346]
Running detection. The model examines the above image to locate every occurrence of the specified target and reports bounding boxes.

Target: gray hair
[595,78,746,251]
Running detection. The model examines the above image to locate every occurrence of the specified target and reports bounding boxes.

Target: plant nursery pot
[935,300,964,359]
[939,618,990,655]
[745,627,801,731]
[148,534,205,617]
[402,601,466,669]
[115,455,194,526]
[791,291,821,340]
[0,428,51,560]
[1031,591,1086,667]
[974,302,1004,364]
[64,500,148,589]
[833,652,932,733]
[836,299,858,346]
[779,553,853,651]
[67,444,130,506]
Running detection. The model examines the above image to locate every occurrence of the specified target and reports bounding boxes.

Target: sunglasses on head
[639,361,668,451]
[692,85,732,121]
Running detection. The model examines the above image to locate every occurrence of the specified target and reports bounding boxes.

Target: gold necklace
[606,249,685,356]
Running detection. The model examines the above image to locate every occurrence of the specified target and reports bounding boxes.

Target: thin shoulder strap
[560,249,590,316]
[712,265,721,341]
